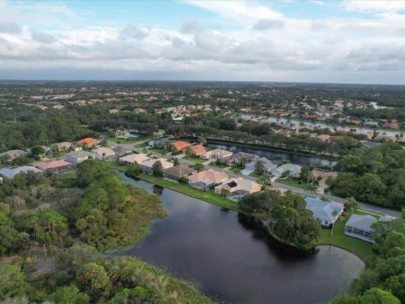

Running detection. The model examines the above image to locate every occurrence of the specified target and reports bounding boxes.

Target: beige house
[202,149,233,160]
[64,151,93,165]
[215,177,261,200]
[188,169,229,189]
[53,142,72,152]
[119,153,150,165]
[140,158,173,174]
[92,147,116,161]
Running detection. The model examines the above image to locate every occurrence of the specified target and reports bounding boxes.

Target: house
[0,166,42,179]
[202,149,233,160]
[64,151,94,165]
[35,160,74,174]
[0,149,28,160]
[92,147,116,161]
[113,145,132,157]
[140,158,173,174]
[53,142,72,152]
[189,144,206,156]
[171,140,192,152]
[317,134,332,142]
[384,119,400,129]
[241,157,277,175]
[225,152,258,164]
[77,137,99,147]
[188,169,229,189]
[215,177,261,201]
[119,153,150,165]
[149,138,171,148]
[164,165,195,181]
[305,197,344,227]
[344,214,377,243]
[271,163,302,178]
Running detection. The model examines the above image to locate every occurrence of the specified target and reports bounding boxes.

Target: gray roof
[305,197,344,224]
[64,151,93,158]
[0,149,28,159]
[345,214,377,232]
[0,166,42,179]
[361,141,382,149]
[225,152,259,162]
[164,165,195,178]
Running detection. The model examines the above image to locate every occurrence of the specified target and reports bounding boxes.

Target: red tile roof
[190,144,206,156]
[171,140,192,151]
[77,137,98,146]
[36,160,71,170]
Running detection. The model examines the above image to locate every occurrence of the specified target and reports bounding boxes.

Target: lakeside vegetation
[0,160,212,303]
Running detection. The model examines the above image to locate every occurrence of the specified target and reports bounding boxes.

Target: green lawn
[184,156,206,164]
[316,211,376,264]
[137,173,241,211]
[249,172,260,178]
[106,136,143,144]
[276,178,315,190]
[209,161,228,168]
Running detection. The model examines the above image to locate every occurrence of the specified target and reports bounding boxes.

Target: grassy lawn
[106,136,144,144]
[109,162,128,172]
[316,211,376,264]
[276,178,314,190]
[58,170,77,180]
[249,172,260,178]
[230,167,242,174]
[184,156,206,164]
[209,161,228,169]
[137,173,241,211]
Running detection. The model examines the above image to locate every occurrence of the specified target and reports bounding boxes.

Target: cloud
[31,31,57,44]
[119,25,147,40]
[343,1,405,13]
[253,19,284,30]
[0,22,21,34]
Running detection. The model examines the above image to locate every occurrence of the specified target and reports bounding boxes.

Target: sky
[0,0,405,84]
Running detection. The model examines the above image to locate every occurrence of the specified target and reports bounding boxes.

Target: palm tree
[257,172,272,186]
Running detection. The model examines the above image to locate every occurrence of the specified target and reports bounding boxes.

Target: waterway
[116,174,365,304]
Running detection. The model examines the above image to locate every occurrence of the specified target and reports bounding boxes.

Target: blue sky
[0,0,405,83]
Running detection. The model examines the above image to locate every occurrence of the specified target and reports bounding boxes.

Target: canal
[116,174,364,304]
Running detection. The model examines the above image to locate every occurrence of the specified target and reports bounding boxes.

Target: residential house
[188,169,229,189]
[271,163,302,178]
[0,149,28,160]
[77,137,99,148]
[215,177,261,201]
[92,147,116,161]
[164,164,195,181]
[241,157,277,175]
[119,153,150,165]
[344,214,377,243]
[35,160,74,174]
[384,119,400,129]
[140,158,173,174]
[113,145,132,157]
[202,149,233,160]
[149,138,171,148]
[225,152,258,164]
[0,166,42,179]
[305,197,344,227]
[171,140,192,152]
[317,134,332,142]
[189,144,206,156]
[53,142,72,152]
[64,151,93,165]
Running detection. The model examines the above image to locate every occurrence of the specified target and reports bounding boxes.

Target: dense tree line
[329,143,405,209]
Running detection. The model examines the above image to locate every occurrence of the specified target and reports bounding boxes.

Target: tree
[331,209,339,236]
[268,193,321,247]
[125,162,142,178]
[173,157,180,166]
[220,188,230,197]
[257,172,272,186]
[178,176,189,184]
[0,265,28,301]
[30,145,45,160]
[198,136,207,145]
[240,190,281,213]
[194,163,205,172]
[152,161,164,177]
[76,160,109,187]
[254,160,264,174]
[184,147,193,157]
[79,263,109,291]
[50,285,90,304]
[345,197,359,213]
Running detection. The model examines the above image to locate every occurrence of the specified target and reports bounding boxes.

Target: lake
[116,174,364,304]
[208,143,337,167]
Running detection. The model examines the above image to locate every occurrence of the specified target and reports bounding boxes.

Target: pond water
[209,143,337,167]
[116,174,364,304]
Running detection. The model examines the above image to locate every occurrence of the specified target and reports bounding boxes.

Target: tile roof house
[189,144,206,156]
[53,142,72,152]
[64,151,94,165]
[317,134,332,142]
[305,197,344,227]
[171,140,192,152]
[188,169,229,189]
[119,153,150,165]
[164,165,195,180]
[0,149,28,160]
[140,158,173,174]
[0,166,42,179]
[113,145,132,157]
[202,149,233,160]
[344,214,377,243]
[271,163,302,178]
[77,137,99,147]
[35,160,74,174]
[215,177,261,201]
[91,147,116,161]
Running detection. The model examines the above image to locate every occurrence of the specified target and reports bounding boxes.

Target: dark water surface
[209,143,337,167]
[117,176,364,304]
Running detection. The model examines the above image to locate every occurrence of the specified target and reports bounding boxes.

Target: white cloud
[343,1,405,13]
